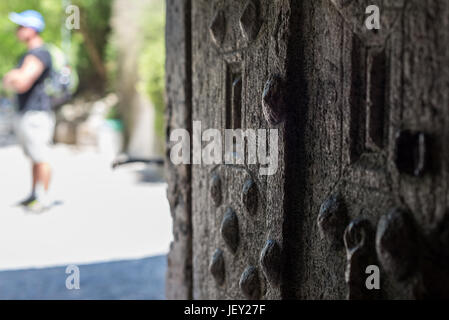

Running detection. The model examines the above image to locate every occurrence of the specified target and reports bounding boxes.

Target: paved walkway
[0,142,172,299]
[0,255,166,300]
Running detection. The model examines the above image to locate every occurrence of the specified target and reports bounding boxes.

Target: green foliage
[106,104,120,120]
[138,0,165,139]
[0,0,112,93]
[0,0,62,78]
[1,0,165,142]
[72,0,112,91]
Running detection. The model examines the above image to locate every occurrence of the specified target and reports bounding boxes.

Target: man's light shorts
[14,110,55,163]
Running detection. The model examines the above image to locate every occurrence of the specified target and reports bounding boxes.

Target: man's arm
[2,55,45,94]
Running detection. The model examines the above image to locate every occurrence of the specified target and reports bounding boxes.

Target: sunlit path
[0,143,172,271]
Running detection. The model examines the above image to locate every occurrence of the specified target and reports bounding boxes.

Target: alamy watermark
[365,5,381,30]
[65,5,80,30]
[65,264,80,290]
[170,121,279,176]
[365,265,380,290]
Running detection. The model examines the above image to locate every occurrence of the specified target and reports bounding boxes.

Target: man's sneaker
[25,198,51,213]
[17,195,37,207]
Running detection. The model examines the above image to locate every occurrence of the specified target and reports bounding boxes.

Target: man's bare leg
[33,162,51,192]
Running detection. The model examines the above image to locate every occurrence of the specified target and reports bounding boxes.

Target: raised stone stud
[262,75,286,126]
[376,208,417,281]
[317,194,348,247]
[209,249,225,286]
[209,10,226,46]
[220,208,239,253]
[239,266,261,299]
[394,130,429,177]
[210,174,222,207]
[242,179,258,216]
[260,240,281,286]
[239,0,261,41]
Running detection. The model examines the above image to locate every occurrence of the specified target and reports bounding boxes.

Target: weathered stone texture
[165,0,193,300]
[166,0,449,299]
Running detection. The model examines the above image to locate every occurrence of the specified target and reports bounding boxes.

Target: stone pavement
[0,142,172,299]
[0,255,166,300]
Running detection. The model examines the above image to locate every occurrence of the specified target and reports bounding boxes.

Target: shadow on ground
[0,255,166,300]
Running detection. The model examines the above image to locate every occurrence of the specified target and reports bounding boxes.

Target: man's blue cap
[9,10,45,33]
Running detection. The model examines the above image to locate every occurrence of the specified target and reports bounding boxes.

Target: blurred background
[0,0,171,299]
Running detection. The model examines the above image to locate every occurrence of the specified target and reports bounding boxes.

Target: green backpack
[44,44,79,108]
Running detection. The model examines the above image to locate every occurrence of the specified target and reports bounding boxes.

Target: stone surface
[166,0,449,300]
[165,0,193,300]
[190,0,288,300]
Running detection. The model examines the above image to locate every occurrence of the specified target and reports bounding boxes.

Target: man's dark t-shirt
[16,46,52,113]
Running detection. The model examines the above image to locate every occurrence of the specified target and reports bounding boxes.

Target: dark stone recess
[394,130,430,177]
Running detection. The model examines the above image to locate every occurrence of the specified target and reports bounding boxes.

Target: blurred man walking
[2,10,54,212]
